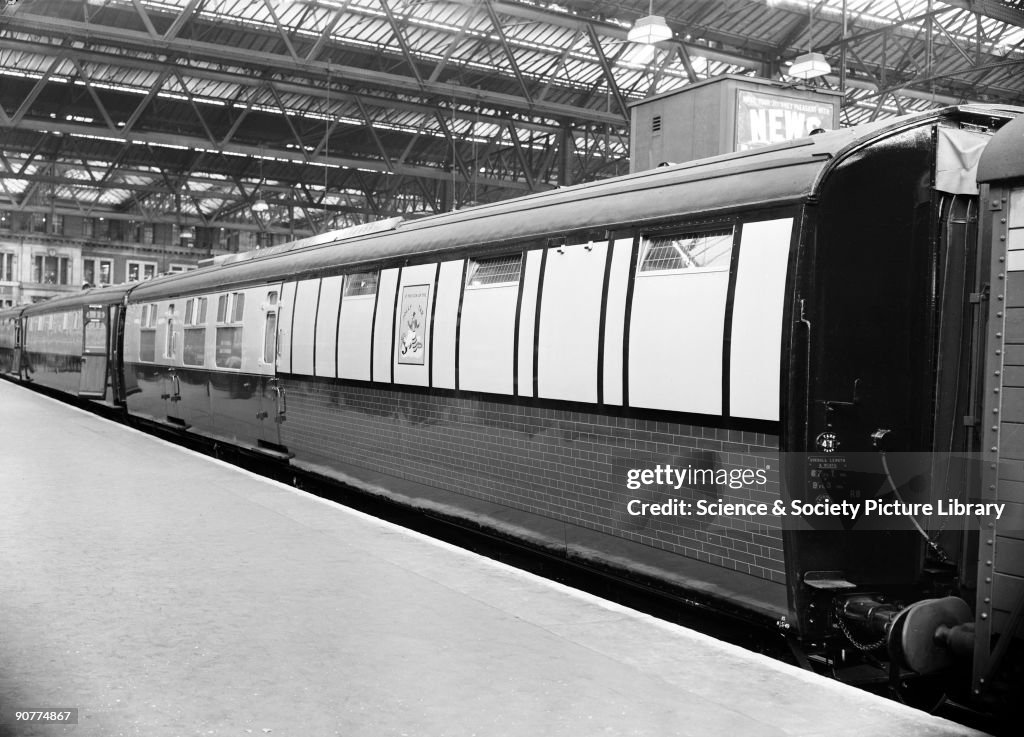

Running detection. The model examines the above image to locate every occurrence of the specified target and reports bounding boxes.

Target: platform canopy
[0,0,1021,239]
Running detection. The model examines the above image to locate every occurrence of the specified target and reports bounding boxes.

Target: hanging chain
[833,602,888,652]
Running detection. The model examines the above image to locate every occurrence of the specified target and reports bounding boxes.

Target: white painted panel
[315,275,344,377]
[537,242,607,403]
[460,284,517,394]
[432,260,463,390]
[602,238,633,405]
[1011,187,1024,229]
[517,250,541,396]
[1008,249,1024,272]
[291,278,320,376]
[1009,228,1024,251]
[372,268,400,383]
[337,288,374,381]
[730,218,793,421]
[629,271,729,415]
[277,281,297,373]
[393,263,438,388]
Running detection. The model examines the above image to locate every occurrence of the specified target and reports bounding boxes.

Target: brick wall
[281,377,786,582]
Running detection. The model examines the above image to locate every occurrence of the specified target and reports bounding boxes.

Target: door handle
[274,383,287,423]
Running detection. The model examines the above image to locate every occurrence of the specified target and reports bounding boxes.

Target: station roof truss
[0,0,1021,241]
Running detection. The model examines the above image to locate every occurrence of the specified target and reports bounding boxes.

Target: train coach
[4,103,1023,719]
[0,285,131,403]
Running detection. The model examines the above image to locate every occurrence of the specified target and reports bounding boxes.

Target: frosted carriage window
[344,272,378,297]
[638,228,734,274]
[164,304,178,359]
[262,291,278,364]
[465,254,522,288]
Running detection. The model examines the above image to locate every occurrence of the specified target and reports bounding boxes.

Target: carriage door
[259,285,288,453]
[107,303,125,402]
[79,304,108,398]
[12,316,22,374]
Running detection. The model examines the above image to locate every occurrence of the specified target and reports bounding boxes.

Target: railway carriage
[124,123,813,605]
[0,304,24,377]
[7,103,1024,718]
[12,286,132,404]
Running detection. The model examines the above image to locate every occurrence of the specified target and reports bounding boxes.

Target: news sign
[735,90,836,151]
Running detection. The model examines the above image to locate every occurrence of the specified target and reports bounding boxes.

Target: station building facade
[0,212,217,307]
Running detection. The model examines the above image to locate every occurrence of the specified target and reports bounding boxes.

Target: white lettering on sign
[736,90,835,151]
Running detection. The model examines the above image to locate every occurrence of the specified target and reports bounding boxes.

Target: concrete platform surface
[0,381,990,736]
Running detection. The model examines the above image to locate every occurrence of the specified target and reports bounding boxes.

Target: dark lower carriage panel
[278,376,789,614]
[0,346,15,375]
[125,364,280,451]
[21,351,85,396]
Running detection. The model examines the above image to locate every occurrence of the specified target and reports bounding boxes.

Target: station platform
[0,381,991,737]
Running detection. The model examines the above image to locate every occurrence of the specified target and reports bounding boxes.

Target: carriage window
[139,303,158,363]
[140,303,158,328]
[84,307,106,352]
[343,272,378,297]
[215,292,245,369]
[231,293,245,322]
[638,228,734,274]
[184,297,207,327]
[217,292,244,321]
[183,297,207,366]
[139,331,155,362]
[215,327,242,368]
[465,254,522,288]
[263,312,277,364]
[164,304,177,359]
[262,291,278,364]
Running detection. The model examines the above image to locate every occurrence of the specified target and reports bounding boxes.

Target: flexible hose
[878,450,952,564]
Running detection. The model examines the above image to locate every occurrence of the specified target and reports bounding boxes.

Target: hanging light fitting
[788,51,831,80]
[628,1,672,45]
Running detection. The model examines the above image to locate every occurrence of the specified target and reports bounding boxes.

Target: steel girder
[0,0,1020,243]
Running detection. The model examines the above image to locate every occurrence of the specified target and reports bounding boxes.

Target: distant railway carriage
[0,306,20,376]
[5,104,1023,719]
[5,286,131,403]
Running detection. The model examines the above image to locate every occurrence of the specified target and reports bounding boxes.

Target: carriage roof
[99,104,1021,301]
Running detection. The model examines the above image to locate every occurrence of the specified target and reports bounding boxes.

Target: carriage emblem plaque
[398,284,429,365]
